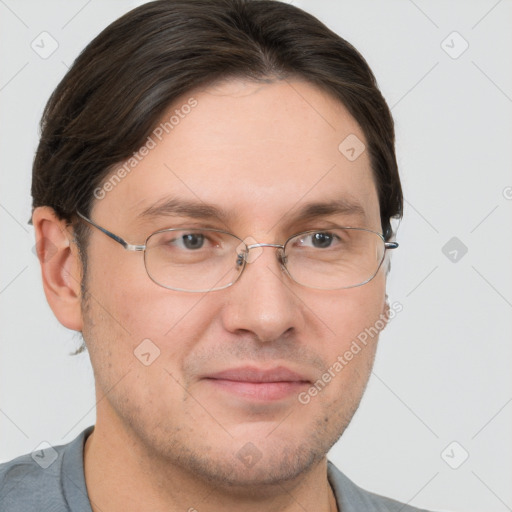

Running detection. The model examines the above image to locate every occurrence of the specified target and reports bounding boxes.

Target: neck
[84,412,337,512]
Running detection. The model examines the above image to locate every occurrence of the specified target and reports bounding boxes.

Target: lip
[206,366,310,383]
[203,366,311,401]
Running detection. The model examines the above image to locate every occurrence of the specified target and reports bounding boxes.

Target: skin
[33,78,390,512]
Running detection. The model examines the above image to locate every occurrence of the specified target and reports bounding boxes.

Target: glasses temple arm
[76,211,145,251]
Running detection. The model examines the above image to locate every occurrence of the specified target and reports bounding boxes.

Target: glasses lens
[283,228,385,289]
[144,229,243,292]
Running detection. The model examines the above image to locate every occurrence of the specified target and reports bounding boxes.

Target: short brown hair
[32,0,402,270]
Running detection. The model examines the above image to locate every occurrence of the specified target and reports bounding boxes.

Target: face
[82,79,388,487]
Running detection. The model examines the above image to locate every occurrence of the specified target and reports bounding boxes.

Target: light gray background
[1,1,511,511]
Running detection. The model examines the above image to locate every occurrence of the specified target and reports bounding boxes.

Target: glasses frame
[76,211,399,292]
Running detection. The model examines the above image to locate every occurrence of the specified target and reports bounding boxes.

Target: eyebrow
[288,198,367,225]
[136,198,234,224]
[135,196,368,227]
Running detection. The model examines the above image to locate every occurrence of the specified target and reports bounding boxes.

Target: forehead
[96,79,380,233]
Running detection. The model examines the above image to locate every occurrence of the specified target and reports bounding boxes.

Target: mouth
[202,366,311,401]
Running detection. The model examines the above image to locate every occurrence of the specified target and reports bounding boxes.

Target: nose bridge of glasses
[246,242,284,251]
[238,242,286,265]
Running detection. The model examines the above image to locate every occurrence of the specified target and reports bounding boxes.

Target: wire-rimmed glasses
[76,211,398,292]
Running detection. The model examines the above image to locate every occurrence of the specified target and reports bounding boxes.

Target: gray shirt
[0,427,435,511]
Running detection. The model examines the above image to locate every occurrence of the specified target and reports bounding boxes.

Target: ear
[378,295,391,333]
[383,295,390,319]
[32,206,84,331]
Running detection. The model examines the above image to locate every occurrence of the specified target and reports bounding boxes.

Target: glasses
[76,211,398,292]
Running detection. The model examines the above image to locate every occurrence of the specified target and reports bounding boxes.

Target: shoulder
[327,460,438,512]
[0,445,65,510]
[0,427,93,512]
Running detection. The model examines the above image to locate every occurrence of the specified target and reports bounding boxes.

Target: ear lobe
[32,206,84,332]
[383,296,390,319]
[378,296,391,332]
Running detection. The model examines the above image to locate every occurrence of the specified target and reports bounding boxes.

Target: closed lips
[204,366,311,383]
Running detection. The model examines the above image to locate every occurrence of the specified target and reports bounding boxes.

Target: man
[0,1,439,510]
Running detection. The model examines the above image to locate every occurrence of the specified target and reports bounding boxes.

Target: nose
[220,244,303,343]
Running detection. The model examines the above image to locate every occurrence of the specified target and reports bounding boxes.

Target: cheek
[83,245,220,384]
[310,274,387,392]
[82,262,224,415]
[321,275,386,342]
[88,243,211,338]
[306,278,386,405]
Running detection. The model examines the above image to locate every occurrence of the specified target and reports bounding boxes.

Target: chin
[181,440,325,491]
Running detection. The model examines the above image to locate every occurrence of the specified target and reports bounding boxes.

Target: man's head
[31,0,402,491]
